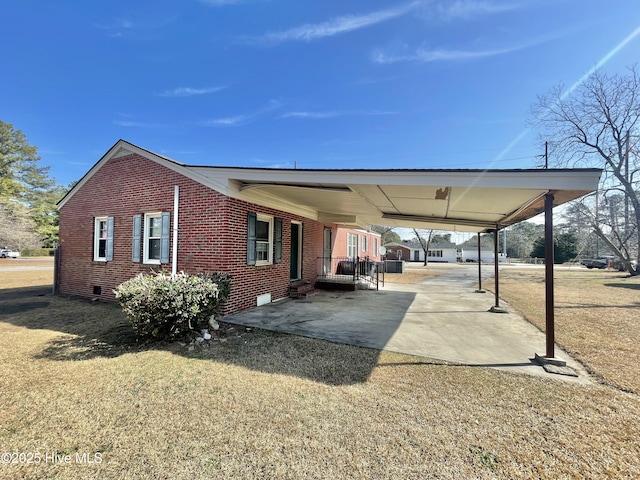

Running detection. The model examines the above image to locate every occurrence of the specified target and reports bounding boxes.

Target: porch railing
[316,256,383,290]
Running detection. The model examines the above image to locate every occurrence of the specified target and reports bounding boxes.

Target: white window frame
[347,233,358,258]
[256,214,274,266]
[94,216,108,262]
[143,212,162,265]
[373,238,378,256]
[361,235,368,253]
[428,249,443,258]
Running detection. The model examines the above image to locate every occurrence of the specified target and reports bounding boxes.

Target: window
[347,233,358,258]
[136,212,170,264]
[255,214,273,264]
[94,216,113,261]
[373,238,378,256]
[145,214,162,263]
[247,213,281,266]
[361,235,368,252]
[428,250,443,258]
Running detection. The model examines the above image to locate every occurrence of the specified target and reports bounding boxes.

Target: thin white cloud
[373,37,548,64]
[201,99,283,127]
[158,86,227,97]
[204,114,249,126]
[95,15,176,37]
[281,110,398,119]
[249,2,418,45]
[436,0,522,20]
[95,18,135,30]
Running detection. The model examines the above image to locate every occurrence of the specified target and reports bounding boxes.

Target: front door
[290,222,302,281]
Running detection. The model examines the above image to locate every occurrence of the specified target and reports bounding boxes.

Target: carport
[195,166,602,364]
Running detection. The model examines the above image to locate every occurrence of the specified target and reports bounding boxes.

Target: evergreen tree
[530,232,579,264]
[0,121,62,248]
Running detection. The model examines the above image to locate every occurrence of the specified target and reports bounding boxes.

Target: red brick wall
[332,228,381,260]
[385,245,411,261]
[58,153,336,316]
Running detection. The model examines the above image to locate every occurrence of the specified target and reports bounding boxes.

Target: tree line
[0,121,65,251]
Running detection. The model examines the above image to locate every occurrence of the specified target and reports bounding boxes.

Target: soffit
[216,169,601,232]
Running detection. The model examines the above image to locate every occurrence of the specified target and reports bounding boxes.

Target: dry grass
[0,269,53,290]
[497,268,640,394]
[1,270,640,478]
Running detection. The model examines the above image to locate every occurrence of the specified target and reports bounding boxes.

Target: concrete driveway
[224,264,591,383]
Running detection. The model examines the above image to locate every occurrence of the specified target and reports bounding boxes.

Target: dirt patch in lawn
[497,268,640,393]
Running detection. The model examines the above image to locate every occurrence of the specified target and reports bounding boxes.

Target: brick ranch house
[57,139,601,317]
[57,142,346,315]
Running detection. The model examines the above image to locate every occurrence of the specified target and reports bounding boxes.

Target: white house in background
[460,248,507,263]
[384,240,458,263]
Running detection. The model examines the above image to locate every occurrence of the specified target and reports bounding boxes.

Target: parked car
[581,256,636,271]
[581,258,608,269]
[0,248,20,258]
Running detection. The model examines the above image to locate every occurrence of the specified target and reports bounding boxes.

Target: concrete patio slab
[224,264,592,384]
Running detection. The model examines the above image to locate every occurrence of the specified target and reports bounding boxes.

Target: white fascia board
[57,140,231,209]
[189,167,601,192]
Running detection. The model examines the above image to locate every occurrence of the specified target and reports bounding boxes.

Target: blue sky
[2,0,640,187]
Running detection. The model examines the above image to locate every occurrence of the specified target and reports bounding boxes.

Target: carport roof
[59,140,602,232]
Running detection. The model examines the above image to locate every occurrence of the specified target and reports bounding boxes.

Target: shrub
[113,271,232,341]
[20,248,56,257]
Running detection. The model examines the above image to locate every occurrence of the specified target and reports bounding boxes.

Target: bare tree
[0,199,41,251]
[412,228,434,266]
[371,225,401,245]
[532,66,640,275]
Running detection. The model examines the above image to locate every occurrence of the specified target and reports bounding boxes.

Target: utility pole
[544,141,548,169]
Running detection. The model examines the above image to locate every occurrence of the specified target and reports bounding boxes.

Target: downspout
[172,185,179,276]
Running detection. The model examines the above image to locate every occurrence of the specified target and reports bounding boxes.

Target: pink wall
[331,228,381,261]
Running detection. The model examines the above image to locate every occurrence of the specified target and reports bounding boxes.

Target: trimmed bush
[114,271,231,341]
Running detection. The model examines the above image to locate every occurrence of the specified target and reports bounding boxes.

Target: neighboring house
[384,241,458,263]
[57,140,340,316]
[460,248,506,263]
[332,228,382,261]
[383,244,411,261]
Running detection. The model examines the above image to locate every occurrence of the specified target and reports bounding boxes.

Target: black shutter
[247,212,257,265]
[274,218,282,263]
